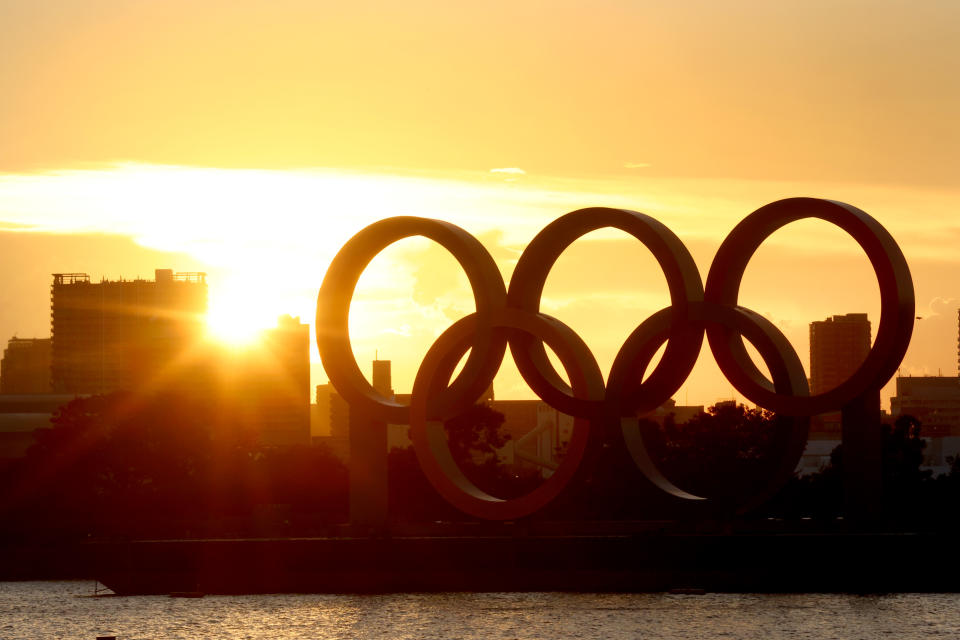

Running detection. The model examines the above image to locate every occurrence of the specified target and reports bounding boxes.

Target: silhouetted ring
[507,207,704,420]
[317,199,915,520]
[409,308,605,520]
[705,198,914,416]
[316,217,508,424]
[610,302,809,513]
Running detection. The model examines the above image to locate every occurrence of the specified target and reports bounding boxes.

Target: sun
[205,308,265,346]
[204,290,277,347]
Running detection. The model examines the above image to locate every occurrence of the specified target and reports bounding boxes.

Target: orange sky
[1,1,959,408]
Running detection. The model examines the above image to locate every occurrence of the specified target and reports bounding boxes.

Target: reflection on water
[2,581,960,640]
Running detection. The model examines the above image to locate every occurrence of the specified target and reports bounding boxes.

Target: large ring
[409,308,605,520]
[507,207,704,420]
[705,198,914,415]
[316,217,508,423]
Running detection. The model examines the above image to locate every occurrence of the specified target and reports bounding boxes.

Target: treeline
[2,393,960,544]
[634,404,960,527]
[0,392,348,541]
[0,393,541,541]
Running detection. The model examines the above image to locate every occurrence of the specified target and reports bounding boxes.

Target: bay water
[3,581,959,639]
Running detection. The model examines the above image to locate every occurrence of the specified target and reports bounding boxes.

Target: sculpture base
[83,528,959,595]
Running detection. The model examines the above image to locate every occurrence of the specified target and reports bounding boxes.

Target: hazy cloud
[624,162,652,169]
[489,168,526,175]
[926,297,960,318]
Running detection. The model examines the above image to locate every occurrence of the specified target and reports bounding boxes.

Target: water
[2,582,960,640]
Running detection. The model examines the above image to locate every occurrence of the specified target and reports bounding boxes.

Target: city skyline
[2,1,959,406]
[1,250,955,413]
[1,202,958,409]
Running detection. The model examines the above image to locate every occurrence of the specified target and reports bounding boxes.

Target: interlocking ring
[507,207,704,419]
[609,302,810,512]
[316,217,508,424]
[705,198,914,416]
[316,198,914,519]
[408,309,604,520]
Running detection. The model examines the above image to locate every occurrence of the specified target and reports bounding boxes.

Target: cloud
[379,326,412,338]
[0,221,39,231]
[624,162,651,169]
[489,167,526,175]
[927,297,960,318]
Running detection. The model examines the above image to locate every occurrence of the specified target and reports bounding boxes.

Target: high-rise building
[314,383,350,459]
[809,313,871,395]
[0,337,51,394]
[50,269,207,394]
[252,314,311,446]
[371,359,393,397]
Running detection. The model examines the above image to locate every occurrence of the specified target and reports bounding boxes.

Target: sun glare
[205,289,280,347]
[205,308,266,346]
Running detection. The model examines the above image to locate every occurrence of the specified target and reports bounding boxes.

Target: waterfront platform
[81,527,960,595]
[5,521,957,594]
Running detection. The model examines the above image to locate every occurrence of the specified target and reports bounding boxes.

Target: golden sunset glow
[205,304,268,347]
[2,1,959,406]
[8,0,960,616]
[2,163,960,404]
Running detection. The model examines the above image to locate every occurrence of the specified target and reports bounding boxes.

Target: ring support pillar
[841,390,883,526]
[349,410,388,530]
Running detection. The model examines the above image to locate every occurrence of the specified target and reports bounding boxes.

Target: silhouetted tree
[929,453,960,526]
[0,391,348,539]
[771,413,934,523]
[387,403,544,521]
[445,403,544,500]
[883,414,929,485]
[879,414,931,522]
[443,403,511,466]
[647,403,786,500]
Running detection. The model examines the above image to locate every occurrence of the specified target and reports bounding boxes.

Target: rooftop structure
[50,269,207,394]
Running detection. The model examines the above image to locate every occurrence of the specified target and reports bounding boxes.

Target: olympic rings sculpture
[316,197,915,520]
